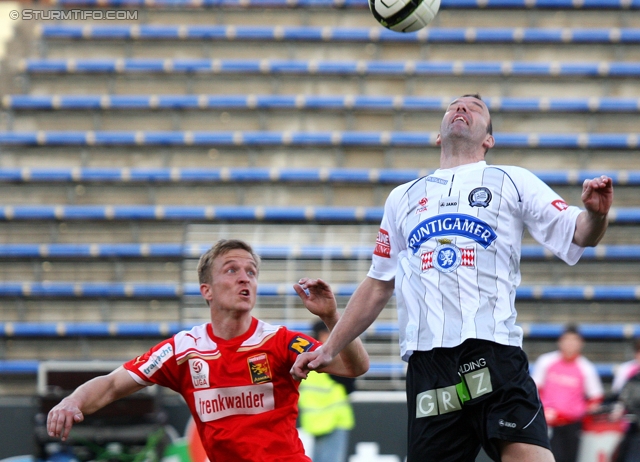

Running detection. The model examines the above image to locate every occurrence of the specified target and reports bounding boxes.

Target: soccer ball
[369,0,440,33]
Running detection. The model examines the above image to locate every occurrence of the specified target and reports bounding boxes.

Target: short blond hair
[197,239,261,284]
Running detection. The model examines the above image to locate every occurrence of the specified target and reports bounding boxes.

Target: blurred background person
[298,320,356,462]
[610,338,640,462]
[612,338,640,395]
[532,325,604,462]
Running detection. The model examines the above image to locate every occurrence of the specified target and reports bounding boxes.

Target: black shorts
[406,339,550,462]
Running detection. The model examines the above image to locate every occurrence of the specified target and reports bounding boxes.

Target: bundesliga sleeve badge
[288,336,314,354]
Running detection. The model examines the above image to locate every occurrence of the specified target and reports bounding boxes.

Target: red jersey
[123,317,318,461]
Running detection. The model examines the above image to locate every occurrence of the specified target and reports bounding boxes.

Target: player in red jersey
[46,239,369,462]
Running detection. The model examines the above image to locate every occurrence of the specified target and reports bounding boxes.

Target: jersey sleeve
[284,330,321,367]
[612,361,636,393]
[518,168,585,265]
[531,352,554,388]
[367,183,409,281]
[580,358,605,400]
[122,338,180,392]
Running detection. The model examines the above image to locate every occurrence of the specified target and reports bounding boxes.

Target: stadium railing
[1,131,639,149]
[35,25,640,44]
[6,95,640,113]
[19,58,640,77]
[49,0,640,10]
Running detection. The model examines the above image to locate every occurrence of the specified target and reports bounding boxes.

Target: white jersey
[368,161,584,360]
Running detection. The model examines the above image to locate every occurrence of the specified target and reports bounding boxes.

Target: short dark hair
[197,239,260,284]
[562,324,582,338]
[312,320,328,339]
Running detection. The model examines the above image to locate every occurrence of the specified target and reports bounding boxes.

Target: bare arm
[293,278,369,377]
[47,366,145,441]
[573,175,613,247]
[291,276,395,379]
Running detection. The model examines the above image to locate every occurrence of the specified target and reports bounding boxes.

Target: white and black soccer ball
[369,0,440,33]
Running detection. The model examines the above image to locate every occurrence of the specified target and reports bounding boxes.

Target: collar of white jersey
[434,160,487,176]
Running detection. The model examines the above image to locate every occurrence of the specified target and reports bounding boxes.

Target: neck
[439,140,485,169]
[210,310,253,340]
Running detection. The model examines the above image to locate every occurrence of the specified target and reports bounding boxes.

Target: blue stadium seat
[0,282,635,300]
[21,59,640,77]
[1,131,639,149]
[7,95,640,114]
[1,321,639,341]
[0,205,638,224]
[0,243,637,261]
[41,25,640,44]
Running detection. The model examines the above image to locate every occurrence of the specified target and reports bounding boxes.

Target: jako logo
[499,419,516,428]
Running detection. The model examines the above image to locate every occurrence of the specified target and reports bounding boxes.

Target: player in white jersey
[291,94,614,462]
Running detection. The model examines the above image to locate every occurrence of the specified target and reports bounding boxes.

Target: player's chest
[181,349,281,392]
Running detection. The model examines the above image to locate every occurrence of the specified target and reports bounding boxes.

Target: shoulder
[485,164,539,186]
[174,323,220,362]
[535,351,561,368]
[389,177,427,200]
[576,356,599,371]
[237,319,284,352]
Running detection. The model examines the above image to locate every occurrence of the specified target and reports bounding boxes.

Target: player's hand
[294,278,338,320]
[290,346,334,380]
[47,397,84,441]
[581,175,613,216]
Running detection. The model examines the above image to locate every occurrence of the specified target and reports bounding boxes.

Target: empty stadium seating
[0,0,639,396]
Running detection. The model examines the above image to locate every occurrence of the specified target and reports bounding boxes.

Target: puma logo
[186,333,201,345]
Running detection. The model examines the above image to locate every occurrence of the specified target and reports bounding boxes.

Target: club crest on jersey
[552,199,569,211]
[248,353,272,384]
[468,187,492,208]
[374,228,391,258]
[189,358,210,389]
[421,239,476,273]
[408,213,497,253]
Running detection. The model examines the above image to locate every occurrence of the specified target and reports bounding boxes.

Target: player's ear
[482,134,495,150]
[435,133,442,146]
[200,282,213,301]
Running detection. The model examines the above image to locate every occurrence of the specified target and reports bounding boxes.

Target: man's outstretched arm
[291,276,395,380]
[47,366,145,441]
[573,175,613,247]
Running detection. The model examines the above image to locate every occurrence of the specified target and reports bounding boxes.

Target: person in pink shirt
[532,325,604,462]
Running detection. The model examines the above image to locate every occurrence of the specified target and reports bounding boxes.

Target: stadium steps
[1,0,637,395]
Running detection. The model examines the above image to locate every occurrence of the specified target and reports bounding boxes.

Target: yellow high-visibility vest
[298,371,355,436]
